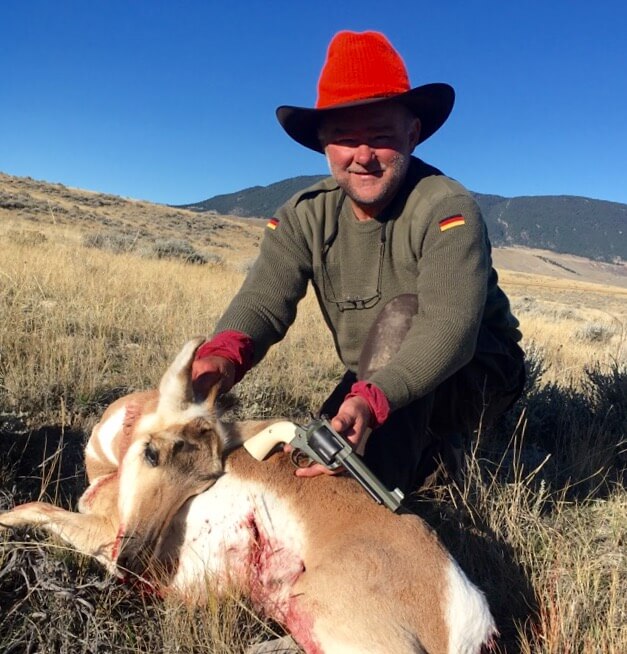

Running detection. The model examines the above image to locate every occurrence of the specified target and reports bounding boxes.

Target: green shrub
[140,239,208,264]
[83,232,138,254]
[575,322,615,343]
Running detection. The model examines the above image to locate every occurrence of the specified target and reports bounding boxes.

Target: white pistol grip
[243,421,299,460]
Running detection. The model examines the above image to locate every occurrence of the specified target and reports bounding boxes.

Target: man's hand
[294,395,372,478]
[191,355,236,399]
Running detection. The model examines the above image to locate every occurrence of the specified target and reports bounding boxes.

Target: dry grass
[501,271,627,387]
[1,198,625,652]
[0,233,337,429]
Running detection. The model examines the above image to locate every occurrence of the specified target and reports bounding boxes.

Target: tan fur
[226,448,451,653]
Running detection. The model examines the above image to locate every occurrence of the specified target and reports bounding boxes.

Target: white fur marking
[89,407,126,466]
[445,557,496,654]
[169,473,305,603]
[135,404,210,436]
[117,439,147,520]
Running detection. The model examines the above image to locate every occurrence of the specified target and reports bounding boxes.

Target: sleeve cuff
[345,381,390,429]
[194,330,255,384]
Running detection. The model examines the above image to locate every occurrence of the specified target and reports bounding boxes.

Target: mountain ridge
[178,176,626,264]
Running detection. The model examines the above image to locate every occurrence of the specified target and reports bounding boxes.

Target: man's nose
[353,143,376,165]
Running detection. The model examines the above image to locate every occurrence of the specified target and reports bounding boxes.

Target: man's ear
[409,118,421,149]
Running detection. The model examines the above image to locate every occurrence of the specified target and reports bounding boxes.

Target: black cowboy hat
[276,31,455,153]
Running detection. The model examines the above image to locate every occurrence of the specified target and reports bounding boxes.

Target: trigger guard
[290,449,313,469]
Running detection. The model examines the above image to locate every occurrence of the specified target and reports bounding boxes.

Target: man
[192,30,524,494]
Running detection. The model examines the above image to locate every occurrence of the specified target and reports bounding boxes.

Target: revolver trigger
[290,449,313,469]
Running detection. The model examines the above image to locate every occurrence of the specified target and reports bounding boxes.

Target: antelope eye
[144,443,159,467]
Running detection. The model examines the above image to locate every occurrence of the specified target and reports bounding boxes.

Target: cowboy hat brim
[276,83,455,153]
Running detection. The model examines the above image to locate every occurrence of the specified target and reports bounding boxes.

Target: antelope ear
[205,383,220,411]
[158,337,205,414]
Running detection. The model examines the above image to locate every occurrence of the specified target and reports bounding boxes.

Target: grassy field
[0,197,625,652]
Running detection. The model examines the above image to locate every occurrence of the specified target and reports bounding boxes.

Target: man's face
[319,102,421,220]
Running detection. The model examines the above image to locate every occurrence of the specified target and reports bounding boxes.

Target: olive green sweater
[215,157,521,411]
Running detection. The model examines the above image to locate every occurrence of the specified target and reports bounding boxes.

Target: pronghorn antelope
[1,338,497,654]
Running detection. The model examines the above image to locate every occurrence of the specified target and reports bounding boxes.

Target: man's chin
[346,188,389,208]
[345,193,392,219]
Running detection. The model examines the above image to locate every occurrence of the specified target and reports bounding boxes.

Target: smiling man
[192,31,525,493]
[319,102,420,220]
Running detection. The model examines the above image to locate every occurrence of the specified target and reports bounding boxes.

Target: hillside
[0,172,265,270]
[1,170,625,288]
[179,174,627,264]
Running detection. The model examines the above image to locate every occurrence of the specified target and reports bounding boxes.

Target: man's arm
[192,205,313,396]
[368,194,490,410]
[296,193,491,474]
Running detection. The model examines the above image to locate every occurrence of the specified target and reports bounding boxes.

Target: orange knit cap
[316,31,411,109]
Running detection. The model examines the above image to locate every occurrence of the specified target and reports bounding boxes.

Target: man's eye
[333,135,391,147]
[334,138,359,147]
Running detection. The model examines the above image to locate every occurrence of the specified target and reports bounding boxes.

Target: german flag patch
[438,215,466,232]
[266,217,279,230]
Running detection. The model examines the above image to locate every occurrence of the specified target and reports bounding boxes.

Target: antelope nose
[116,544,146,576]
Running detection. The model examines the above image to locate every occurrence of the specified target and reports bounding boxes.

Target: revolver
[244,417,405,513]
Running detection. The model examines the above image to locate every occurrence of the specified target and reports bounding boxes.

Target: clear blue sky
[2,1,626,205]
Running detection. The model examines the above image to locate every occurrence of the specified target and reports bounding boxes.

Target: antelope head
[113,338,234,576]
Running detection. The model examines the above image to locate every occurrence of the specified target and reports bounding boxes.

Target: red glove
[192,330,254,397]
[344,381,390,429]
